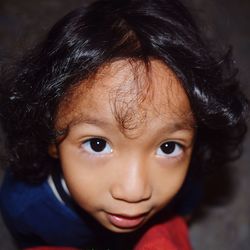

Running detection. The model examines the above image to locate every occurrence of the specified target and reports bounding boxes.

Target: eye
[82,138,112,155]
[156,141,183,158]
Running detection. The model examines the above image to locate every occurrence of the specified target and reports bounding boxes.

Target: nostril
[110,182,152,203]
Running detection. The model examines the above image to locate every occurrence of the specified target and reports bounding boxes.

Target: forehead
[55,60,194,133]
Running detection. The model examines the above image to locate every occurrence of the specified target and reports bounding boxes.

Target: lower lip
[106,213,146,229]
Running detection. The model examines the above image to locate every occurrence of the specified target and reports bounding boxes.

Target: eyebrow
[54,115,111,140]
[169,116,196,131]
[67,113,196,133]
[68,115,113,129]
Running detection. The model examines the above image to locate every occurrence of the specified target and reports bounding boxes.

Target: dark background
[0,0,249,249]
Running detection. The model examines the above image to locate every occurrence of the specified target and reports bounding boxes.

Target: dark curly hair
[0,0,248,184]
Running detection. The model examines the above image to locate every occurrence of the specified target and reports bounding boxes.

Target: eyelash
[81,137,184,158]
[156,141,184,158]
[81,137,112,155]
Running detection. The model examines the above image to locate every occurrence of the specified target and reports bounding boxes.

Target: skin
[50,60,195,233]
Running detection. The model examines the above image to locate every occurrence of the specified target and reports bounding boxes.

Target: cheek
[58,146,111,210]
[62,167,109,213]
[151,158,190,208]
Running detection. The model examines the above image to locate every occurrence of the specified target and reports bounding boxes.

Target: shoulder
[0,169,50,217]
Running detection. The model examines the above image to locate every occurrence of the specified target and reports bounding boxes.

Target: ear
[48,144,59,159]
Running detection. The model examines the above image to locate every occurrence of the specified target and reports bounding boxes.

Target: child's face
[53,60,195,232]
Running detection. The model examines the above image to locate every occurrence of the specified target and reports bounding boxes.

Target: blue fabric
[0,170,94,248]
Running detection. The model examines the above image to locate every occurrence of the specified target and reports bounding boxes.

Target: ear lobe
[48,144,59,158]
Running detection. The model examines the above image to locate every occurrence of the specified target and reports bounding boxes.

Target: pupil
[90,139,106,152]
[160,142,175,154]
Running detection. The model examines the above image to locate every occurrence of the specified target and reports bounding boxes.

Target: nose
[110,157,152,203]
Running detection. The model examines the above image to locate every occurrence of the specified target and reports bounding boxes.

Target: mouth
[106,212,148,229]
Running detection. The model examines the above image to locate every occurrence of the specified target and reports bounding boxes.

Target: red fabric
[133,216,192,250]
